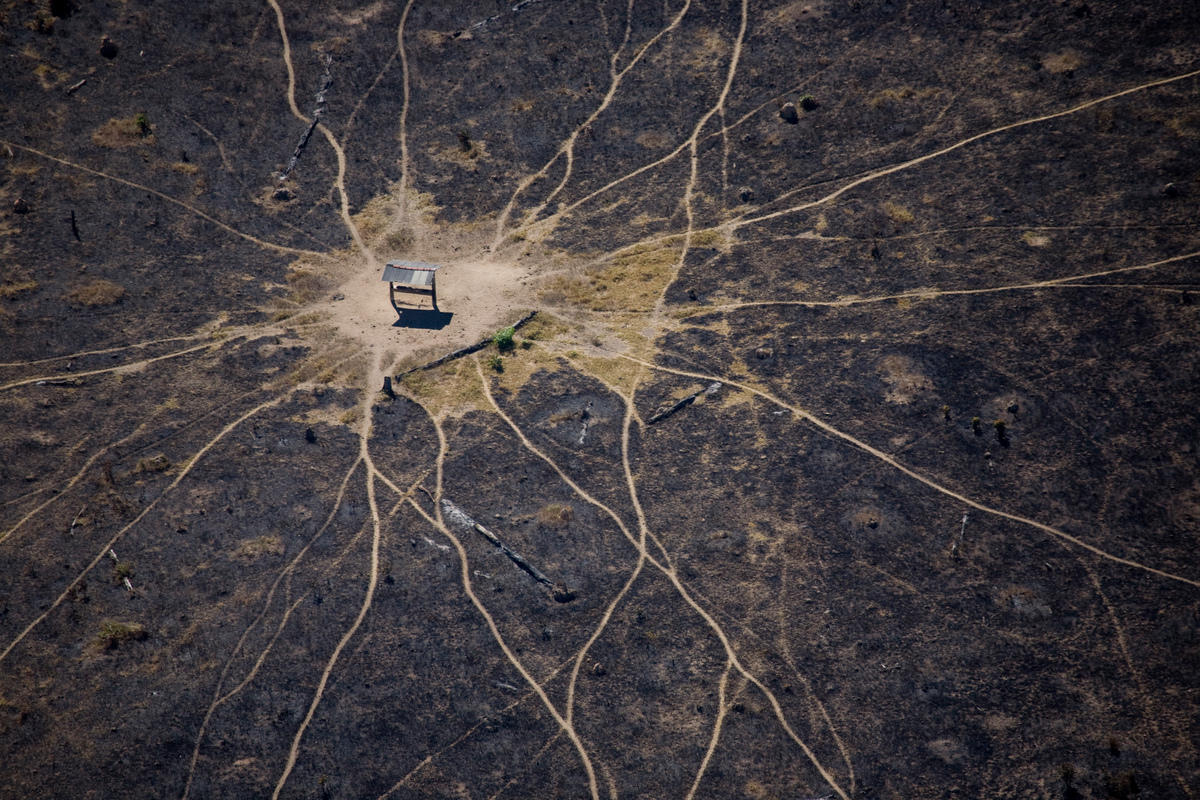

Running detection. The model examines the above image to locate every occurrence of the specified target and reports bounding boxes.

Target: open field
[2,1,1199,798]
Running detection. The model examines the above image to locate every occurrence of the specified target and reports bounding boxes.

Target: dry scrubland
[1,0,1199,798]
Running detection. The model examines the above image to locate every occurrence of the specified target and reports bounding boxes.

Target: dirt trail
[565,376,648,726]
[181,458,363,800]
[270,383,386,800]
[658,0,748,315]
[685,661,732,800]
[0,139,327,258]
[475,360,852,800]
[624,356,1200,590]
[730,67,1200,230]
[703,250,1200,312]
[491,0,694,252]
[0,394,286,665]
[405,492,601,800]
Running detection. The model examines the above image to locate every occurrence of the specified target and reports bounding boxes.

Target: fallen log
[396,311,538,379]
[441,498,563,595]
[647,382,721,424]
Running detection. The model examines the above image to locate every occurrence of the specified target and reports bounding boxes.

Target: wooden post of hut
[382,260,441,310]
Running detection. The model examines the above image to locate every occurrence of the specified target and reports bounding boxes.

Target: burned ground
[2,0,1199,798]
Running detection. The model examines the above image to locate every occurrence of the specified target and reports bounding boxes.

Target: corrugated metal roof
[382,260,440,285]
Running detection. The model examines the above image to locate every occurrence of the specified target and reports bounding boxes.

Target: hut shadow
[392,308,453,330]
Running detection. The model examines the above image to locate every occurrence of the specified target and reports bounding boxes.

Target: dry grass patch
[1,278,38,300]
[537,503,573,529]
[94,620,146,650]
[234,535,284,559]
[66,280,125,307]
[541,244,680,312]
[92,116,155,148]
[868,86,941,108]
[1042,52,1083,74]
[885,202,915,225]
[285,269,328,304]
[399,360,488,417]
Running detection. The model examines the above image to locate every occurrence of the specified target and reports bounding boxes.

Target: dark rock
[592,662,606,676]
[779,103,799,124]
[273,187,293,201]
[739,186,755,203]
[99,36,119,59]
[552,582,575,603]
[13,198,29,214]
[1163,183,1179,197]
[755,346,773,359]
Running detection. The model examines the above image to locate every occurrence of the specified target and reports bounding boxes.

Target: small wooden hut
[382,260,441,310]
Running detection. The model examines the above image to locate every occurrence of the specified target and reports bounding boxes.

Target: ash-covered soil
[2,1,1199,799]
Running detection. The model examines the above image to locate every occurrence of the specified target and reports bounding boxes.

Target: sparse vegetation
[286,269,328,304]
[112,562,134,583]
[537,503,573,528]
[488,354,504,372]
[134,455,171,473]
[885,202,915,225]
[66,280,125,307]
[492,326,515,350]
[95,620,146,649]
[972,417,983,435]
[92,116,157,148]
[234,535,284,559]
[798,93,817,111]
[0,279,39,300]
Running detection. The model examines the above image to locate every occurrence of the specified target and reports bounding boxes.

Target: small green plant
[457,129,472,153]
[135,112,151,137]
[972,417,982,435]
[492,326,515,350]
[488,354,504,372]
[942,405,951,421]
[798,94,817,111]
[520,339,533,350]
[112,562,134,584]
[566,350,581,359]
[993,419,1007,438]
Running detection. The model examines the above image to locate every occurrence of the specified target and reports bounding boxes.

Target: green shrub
[492,326,515,350]
[135,112,151,136]
[488,354,504,372]
[798,94,818,111]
